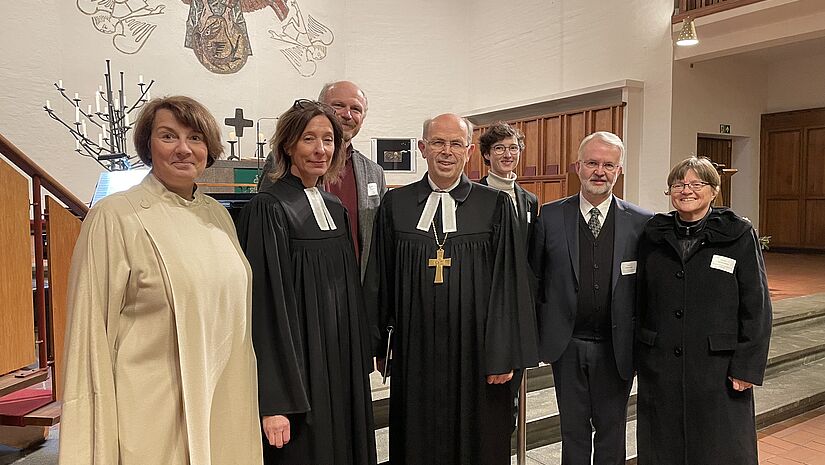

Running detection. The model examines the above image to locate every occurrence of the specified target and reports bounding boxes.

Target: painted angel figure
[77,0,165,54]
[265,0,335,77]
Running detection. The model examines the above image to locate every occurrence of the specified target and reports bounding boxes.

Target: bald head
[319,81,368,144]
[418,113,475,189]
[422,113,473,142]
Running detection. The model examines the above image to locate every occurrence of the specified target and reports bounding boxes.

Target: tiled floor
[758,405,825,464]
[764,252,825,301]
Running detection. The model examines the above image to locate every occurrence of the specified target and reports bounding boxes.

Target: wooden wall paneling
[544,116,562,176]
[519,182,540,203]
[805,127,825,197]
[45,197,81,400]
[765,199,801,246]
[765,130,801,197]
[540,177,567,204]
[591,107,615,134]
[564,111,587,174]
[467,127,485,180]
[613,105,624,136]
[804,199,825,247]
[0,158,35,375]
[521,119,541,177]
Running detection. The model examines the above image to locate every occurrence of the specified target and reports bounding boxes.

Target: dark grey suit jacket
[529,194,653,380]
[258,147,386,279]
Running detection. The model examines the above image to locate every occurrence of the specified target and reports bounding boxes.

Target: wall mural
[77,0,167,55]
[79,0,334,76]
[267,0,334,77]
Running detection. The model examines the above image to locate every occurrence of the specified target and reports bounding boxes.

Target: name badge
[620,261,637,275]
[527,211,532,224]
[710,254,736,274]
[367,182,379,197]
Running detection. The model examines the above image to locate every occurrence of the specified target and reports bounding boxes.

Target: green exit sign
[720,124,731,134]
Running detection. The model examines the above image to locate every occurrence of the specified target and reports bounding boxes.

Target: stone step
[511,357,825,464]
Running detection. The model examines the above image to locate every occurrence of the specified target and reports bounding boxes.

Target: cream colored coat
[59,174,263,465]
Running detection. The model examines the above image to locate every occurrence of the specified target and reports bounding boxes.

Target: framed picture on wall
[371,138,417,172]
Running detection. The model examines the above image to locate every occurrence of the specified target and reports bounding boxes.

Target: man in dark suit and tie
[529,131,653,465]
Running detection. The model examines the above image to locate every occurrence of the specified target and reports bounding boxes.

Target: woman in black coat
[635,156,772,465]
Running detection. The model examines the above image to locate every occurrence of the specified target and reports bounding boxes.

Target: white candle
[75,105,80,122]
[98,134,103,146]
[75,139,80,150]
[139,75,144,85]
[258,132,266,143]
[125,112,130,126]
[45,100,51,110]
[87,105,92,115]
[229,131,237,141]
[81,120,87,136]
[74,93,79,101]
[114,98,119,109]
[95,92,100,113]
[58,80,63,89]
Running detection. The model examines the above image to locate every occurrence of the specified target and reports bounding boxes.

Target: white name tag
[367,182,379,197]
[527,211,532,224]
[620,261,637,275]
[710,255,736,274]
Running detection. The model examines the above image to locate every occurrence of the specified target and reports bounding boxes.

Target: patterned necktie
[588,207,602,238]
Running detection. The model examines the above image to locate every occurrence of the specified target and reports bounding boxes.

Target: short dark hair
[478,122,525,166]
[667,156,721,193]
[266,100,345,185]
[132,96,223,168]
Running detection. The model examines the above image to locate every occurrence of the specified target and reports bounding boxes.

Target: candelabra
[43,59,155,171]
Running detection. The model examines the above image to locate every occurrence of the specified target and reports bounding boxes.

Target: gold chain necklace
[427,220,451,284]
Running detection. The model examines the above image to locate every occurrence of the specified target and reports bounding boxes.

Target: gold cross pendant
[428,247,452,284]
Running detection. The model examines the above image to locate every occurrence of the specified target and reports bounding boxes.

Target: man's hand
[486,371,514,384]
[729,377,754,391]
[262,415,291,448]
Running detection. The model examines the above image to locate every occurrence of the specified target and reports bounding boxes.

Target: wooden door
[697,136,733,206]
[761,108,825,250]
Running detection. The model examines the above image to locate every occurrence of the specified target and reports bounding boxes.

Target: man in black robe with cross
[364,113,538,465]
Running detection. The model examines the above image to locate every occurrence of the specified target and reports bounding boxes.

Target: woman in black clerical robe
[236,99,377,465]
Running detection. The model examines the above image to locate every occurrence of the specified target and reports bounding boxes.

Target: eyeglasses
[423,139,469,153]
[293,99,331,111]
[668,181,711,194]
[491,144,521,155]
[580,160,619,172]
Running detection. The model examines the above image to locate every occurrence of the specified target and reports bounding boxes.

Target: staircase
[368,292,825,464]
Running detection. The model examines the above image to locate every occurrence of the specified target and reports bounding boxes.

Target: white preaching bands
[304,187,337,231]
[416,176,461,234]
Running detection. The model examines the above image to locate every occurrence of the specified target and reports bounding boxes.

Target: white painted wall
[0,0,679,210]
[1,0,347,201]
[765,49,825,113]
[465,0,676,212]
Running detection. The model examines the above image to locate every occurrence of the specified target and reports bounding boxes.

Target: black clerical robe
[237,173,377,465]
[365,174,539,465]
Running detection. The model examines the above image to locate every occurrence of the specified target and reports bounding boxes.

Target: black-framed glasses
[492,144,521,155]
[580,160,619,172]
[423,138,469,153]
[293,99,330,111]
[668,181,711,194]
